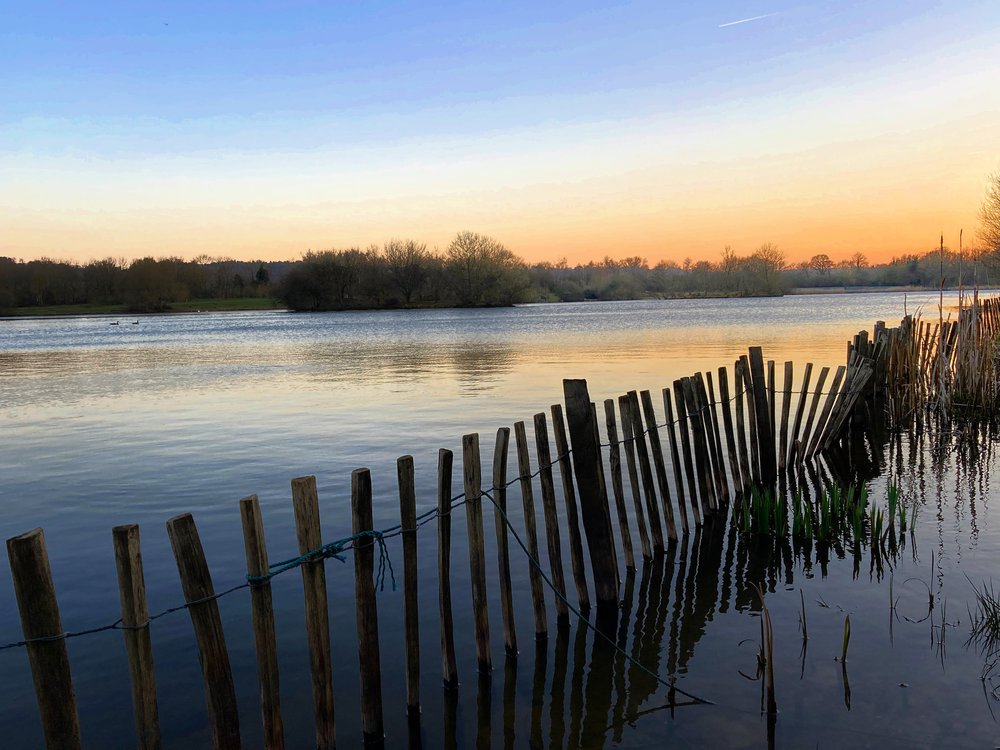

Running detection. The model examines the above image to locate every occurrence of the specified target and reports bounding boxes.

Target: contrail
[718,12,777,28]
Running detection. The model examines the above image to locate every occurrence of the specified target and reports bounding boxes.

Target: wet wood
[463,433,493,672]
[626,390,665,551]
[733,360,752,490]
[590,402,620,587]
[806,365,845,458]
[748,347,776,485]
[290,476,335,749]
[788,363,814,468]
[660,388,691,531]
[682,377,717,512]
[352,469,384,743]
[799,366,830,465]
[491,428,518,655]
[618,395,652,560]
[717,367,743,497]
[778,361,793,473]
[703,371,730,503]
[237,500,283,750]
[534,413,571,624]
[166,514,241,750]
[672,379,703,526]
[437,449,459,688]
[739,355,761,485]
[515,421,549,640]
[6,528,82,750]
[639,390,678,540]
[550,404,591,611]
[694,373,725,507]
[397,455,422,711]
[604,400,636,570]
[563,379,619,607]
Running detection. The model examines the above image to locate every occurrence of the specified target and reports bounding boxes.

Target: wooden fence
[5,297,996,749]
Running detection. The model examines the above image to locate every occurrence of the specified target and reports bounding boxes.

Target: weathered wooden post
[6,528,82,750]
[639,389,678,539]
[514,421,549,640]
[625,391,665,550]
[352,468,384,744]
[290,476,335,749]
[603,400,636,570]
[617,394,653,560]
[113,524,162,750]
[166,513,241,750]
[397,455,422,712]
[788,363,814,468]
[717,367,743,497]
[238,497,283,750]
[778,362,793,474]
[660,388,691,530]
[550,404,591,611]
[748,347,776,486]
[563,379,619,607]
[463,433,492,673]
[490,430,518,655]
[534,413,570,626]
[437,449,459,689]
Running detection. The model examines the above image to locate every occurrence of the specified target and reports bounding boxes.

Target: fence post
[352,469,384,743]
[602,400,636,571]
[748,347,776,486]
[534,413,571,626]
[626,390,665,551]
[617,394,652,561]
[463,433,492,673]
[6,528,82,750]
[437,449,459,689]
[490,430,518,656]
[237,497,284,750]
[290,476,335,750]
[639,390,678,539]
[165,514,241,750]
[112,524,162,750]
[550,404,591,612]
[397,456,422,713]
[563,379,619,607]
[514,421,549,641]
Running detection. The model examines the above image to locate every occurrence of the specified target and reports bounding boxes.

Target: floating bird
[110,321,119,326]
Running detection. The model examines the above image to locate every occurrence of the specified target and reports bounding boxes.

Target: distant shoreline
[1,285,993,319]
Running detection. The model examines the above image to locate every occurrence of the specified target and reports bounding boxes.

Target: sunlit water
[1,293,997,748]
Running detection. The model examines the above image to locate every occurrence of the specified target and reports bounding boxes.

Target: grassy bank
[1,297,286,317]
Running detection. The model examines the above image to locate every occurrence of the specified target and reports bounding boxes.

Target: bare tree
[980,171,1000,255]
[383,239,430,304]
[849,251,868,269]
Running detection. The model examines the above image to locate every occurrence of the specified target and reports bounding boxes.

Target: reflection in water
[414,420,1000,749]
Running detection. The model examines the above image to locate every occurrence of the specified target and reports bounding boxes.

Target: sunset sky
[3,0,999,265]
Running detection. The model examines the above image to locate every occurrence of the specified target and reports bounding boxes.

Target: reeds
[737,481,908,552]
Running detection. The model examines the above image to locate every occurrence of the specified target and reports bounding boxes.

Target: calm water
[1,293,997,749]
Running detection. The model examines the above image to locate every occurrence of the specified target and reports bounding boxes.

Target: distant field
[2,297,286,317]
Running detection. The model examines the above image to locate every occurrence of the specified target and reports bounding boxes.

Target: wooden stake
[463,433,493,672]
[563,379,619,606]
[397,455,422,711]
[514,421,549,640]
[166,514,241,750]
[603,400,636,570]
[534,413,571,625]
[290,476,334,749]
[490,430,518,655]
[237,500,283,750]
[626,390,665,551]
[6,528,82,750]
[617,395,653,560]
[437,449,459,689]
[352,469,384,743]
[660,388,690,531]
[639,390,678,540]
[551,404,591,611]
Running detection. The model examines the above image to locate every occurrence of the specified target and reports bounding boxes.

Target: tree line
[1,232,995,314]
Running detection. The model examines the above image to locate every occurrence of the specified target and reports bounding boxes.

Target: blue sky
[2,1,998,261]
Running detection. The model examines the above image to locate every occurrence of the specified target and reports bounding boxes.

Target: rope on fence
[0,375,871,654]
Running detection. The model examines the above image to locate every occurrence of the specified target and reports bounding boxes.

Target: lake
[1,292,997,748]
